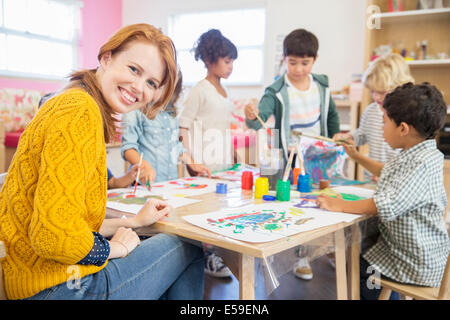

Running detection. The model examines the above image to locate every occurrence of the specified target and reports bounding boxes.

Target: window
[0,0,81,79]
[168,8,265,86]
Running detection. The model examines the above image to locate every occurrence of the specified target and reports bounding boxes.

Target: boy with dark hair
[244,28,340,280]
[317,82,449,300]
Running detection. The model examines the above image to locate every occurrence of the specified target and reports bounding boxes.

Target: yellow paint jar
[254,177,269,199]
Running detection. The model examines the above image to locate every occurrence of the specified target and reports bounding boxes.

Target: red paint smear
[107,193,120,198]
[218,211,261,223]
[125,194,136,198]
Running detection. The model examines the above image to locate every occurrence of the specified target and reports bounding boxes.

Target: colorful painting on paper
[293,187,372,209]
[299,137,347,184]
[150,177,233,197]
[106,187,201,214]
[183,203,360,243]
[211,163,260,182]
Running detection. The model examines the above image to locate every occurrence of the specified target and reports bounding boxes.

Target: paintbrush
[294,140,305,176]
[133,153,144,194]
[255,113,273,137]
[291,131,340,144]
[282,148,296,182]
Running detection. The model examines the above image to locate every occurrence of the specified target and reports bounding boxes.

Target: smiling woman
[67,24,177,143]
[0,23,205,300]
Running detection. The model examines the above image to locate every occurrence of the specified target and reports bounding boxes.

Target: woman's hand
[138,159,156,184]
[109,227,140,258]
[186,163,211,178]
[316,194,345,212]
[134,198,172,227]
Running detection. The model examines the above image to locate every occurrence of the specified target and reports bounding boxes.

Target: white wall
[123,0,366,99]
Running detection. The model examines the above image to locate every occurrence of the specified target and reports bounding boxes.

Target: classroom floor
[203,222,450,300]
[203,254,337,300]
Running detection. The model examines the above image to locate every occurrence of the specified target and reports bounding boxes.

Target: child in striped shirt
[334,53,414,179]
[245,29,340,281]
[318,83,449,300]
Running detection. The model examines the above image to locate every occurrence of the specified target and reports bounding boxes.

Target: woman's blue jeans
[26,234,204,300]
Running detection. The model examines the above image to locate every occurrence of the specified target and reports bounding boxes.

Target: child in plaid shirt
[317,82,449,300]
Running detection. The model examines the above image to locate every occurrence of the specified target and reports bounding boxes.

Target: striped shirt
[352,103,400,177]
[363,139,449,287]
[285,74,321,145]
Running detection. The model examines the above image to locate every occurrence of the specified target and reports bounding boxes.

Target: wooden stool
[369,254,449,300]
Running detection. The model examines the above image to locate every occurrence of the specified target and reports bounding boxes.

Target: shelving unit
[359,0,450,181]
[407,59,450,67]
[363,0,450,107]
[334,99,360,133]
[372,7,450,22]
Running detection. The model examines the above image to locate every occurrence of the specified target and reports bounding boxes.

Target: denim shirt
[121,106,185,183]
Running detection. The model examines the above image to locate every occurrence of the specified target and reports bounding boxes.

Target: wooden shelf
[406,59,450,67]
[374,8,450,23]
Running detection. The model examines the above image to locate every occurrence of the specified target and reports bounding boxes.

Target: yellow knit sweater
[0,88,108,300]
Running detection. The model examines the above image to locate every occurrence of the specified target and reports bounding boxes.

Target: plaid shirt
[363,140,449,287]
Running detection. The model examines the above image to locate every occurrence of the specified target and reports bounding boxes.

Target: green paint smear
[233,225,245,234]
[331,193,367,201]
[264,224,280,232]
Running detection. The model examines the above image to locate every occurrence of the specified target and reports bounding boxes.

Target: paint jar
[292,168,302,186]
[297,173,311,193]
[216,183,227,194]
[241,171,253,190]
[254,177,269,199]
[276,179,291,201]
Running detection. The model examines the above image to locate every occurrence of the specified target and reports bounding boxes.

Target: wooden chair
[370,254,450,300]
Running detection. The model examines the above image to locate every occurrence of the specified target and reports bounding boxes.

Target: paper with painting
[293,186,374,209]
[182,202,360,243]
[106,187,201,214]
[150,177,235,197]
[106,176,235,214]
[211,163,260,182]
[299,137,370,186]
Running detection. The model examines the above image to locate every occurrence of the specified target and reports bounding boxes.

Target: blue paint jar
[297,173,311,193]
[216,183,227,194]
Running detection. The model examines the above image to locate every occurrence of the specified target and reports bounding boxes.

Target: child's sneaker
[204,252,232,278]
[293,257,313,280]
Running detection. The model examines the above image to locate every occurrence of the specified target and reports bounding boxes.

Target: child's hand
[186,163,211,178]
[342,142,359,159]
[244,102,258,120]
[138,160,156,184]
[316,194,345,212]
[134,198,172,227]
[333,132,353,143]
[127,163,140,181]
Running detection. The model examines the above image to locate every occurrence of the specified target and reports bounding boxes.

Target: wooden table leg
[239,253,255,300]
[334,228,348,300]
[350,223,362,300]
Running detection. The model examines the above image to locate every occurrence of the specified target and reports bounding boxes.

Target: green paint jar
[276,179,291,201]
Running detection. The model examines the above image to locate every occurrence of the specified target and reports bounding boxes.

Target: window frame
[168,7,266,87]
[0,0,81,80]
